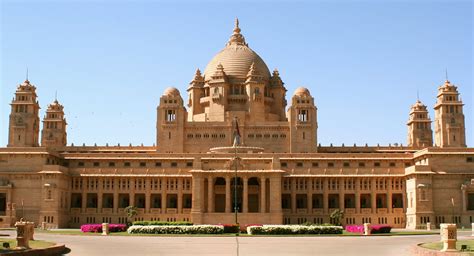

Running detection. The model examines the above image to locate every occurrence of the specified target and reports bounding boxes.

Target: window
[139,162,146,167]
[78,162,84,167]
[389,162,396,167]
[296,162,303,167]
[298,109,308,122]
[467,157,473,163]
[312,162,319,167]
[328,162,334,168]
[374,162,380,167]
[108,162,115,167]
[358,162,365,167]
[93,162,99,167]
[124,162,131,167]
[155,162,162,167]
[166,109,176,122]
[343,162,350,167]
[171,162,178,167]
[186,162,193,167]
[281,162,288,168]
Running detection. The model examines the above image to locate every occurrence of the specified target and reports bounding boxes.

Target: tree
[329,209,344,226]
[124,205,138,226]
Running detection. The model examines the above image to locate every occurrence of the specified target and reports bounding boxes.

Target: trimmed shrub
[221,224,239,233]
[132,221,193,226]
[240,224,262,233]
[247,225,343,235]
[127,225,224,234]
[345,224,392,234]
[80,224,127,233]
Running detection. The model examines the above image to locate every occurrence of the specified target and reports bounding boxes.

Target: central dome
[203,19,271,81]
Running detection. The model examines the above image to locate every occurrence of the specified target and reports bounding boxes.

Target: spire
[54,91,58,104]
[26,67,29,82]
[445,68,449,82]
[226,17,247,47]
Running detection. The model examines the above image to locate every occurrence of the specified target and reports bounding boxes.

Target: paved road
[3,230,468,256]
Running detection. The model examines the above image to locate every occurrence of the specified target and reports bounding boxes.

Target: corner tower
[407,100,432,147]
[8,79,40,147]
[41,99,67,148]
[287,87,318,153]
[156,87,187,153]
[434,80,466,147]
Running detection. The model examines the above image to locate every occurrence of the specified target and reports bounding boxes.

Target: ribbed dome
[203,19,271,81]
[163,87,181,97]
[294,87,311,96]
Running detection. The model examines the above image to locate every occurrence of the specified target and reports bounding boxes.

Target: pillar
[243,177,248,213]
[207,177,213,213]
[145,178,151,214]
[307,178,312,213]
[162,177,167,214]
[191,176,202,213]
[225,176,231,213]
[339,177,345,210]
[178,178,183,214]
[355,178,361,214]
[97,178,103,213]
[269,176,282,212]
[387,178,393,213]
[260,177,266,213]
[129,178,135,207]
[291,178,296,213]
[323,178,329,214]
[81,178,87,213]
[113,178,119,213]
[371,178,376,213]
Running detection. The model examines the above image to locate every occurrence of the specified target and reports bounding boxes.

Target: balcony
[360,208,372,214]
[150,208,162,214]
[377,208,388,214]
[297,209,307,214]
[166,208,177,214]
[345,208,356,214]
[392,208,404,214]
[312,209,323,215]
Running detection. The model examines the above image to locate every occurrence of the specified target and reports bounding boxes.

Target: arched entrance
[231,177,243,213]
[248,177,260,212]
[214,177,226,212]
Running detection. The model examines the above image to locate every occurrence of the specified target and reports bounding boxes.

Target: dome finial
[227,18,247,46]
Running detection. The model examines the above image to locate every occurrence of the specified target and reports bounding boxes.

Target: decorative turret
[407,100,432,147]
[187,69,205,120]
[8,78,40,147]
[245,62,262,83]
[287,87,318,153]
[41,99,67,148]
[434,80,466,147]
[269,69,287,120]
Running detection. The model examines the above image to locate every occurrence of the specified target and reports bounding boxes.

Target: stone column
[291,178,297,213]
[178,178,183,214]
[387,178,393,213]
[145,178,151,214]
[225,176,231,213]
[113,178,119,214]
[323,179,329,214]
[260,177,266,213]
[355,178,361,214]
[371,179,377,214]
[462,189,467,212]
[269,176,282,213]
[191,176,202,214]
[339,178,345,210]
[15,221,29,249]
[243,177,249,213]
[98,178,103,213]
[307,178,312,214]
[129,178,135,207]
[82,178,87,213]
[162,177,167,214]
[207,177,213,213]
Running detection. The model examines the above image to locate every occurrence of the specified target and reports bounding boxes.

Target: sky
[0,0,472,147]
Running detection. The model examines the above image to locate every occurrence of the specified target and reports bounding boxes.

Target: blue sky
[0,1,472,147]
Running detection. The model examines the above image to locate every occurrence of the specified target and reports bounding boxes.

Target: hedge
[221,224,239,233]
[81,224,127,233]
[247,225,343,235]
[132,221,193,226]
[127,225,224,234]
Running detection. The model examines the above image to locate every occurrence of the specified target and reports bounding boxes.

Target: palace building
[0,19,473,229]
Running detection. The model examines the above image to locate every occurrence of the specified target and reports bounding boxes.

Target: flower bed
[345,224,392,234]
[132,221,193,226]
[127,225,224,234]
[221,224,240,233]
[247,225,343,235]
[80,224,127,233]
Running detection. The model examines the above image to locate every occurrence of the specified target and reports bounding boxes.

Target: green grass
[420,240,474,251]
[0,238,55,253]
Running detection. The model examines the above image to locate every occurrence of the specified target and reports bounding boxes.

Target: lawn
[420,240,474,251]
[0,238,55,253]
